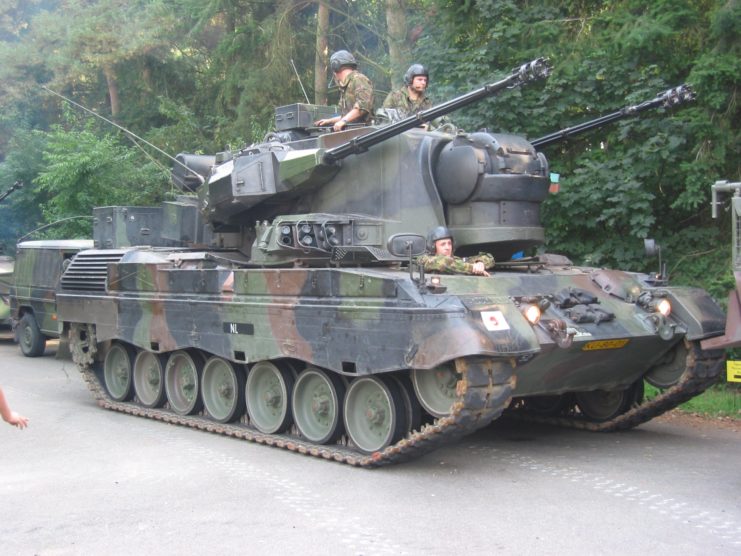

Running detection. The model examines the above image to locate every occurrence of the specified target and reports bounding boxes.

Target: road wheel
[390,374,423,433]
[246,361,295,434]
[344,376,405,454]
[292,367,345,444]
[133,350,167,408]
[575,381,643,422]
[165,351,203,415]
[645,340,688,389]
[18,313,46,357]
[411,365,460,418]
[202,357,245,423]
[103,342,135,401]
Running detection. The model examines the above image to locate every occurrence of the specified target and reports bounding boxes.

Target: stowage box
[275,103,338,131]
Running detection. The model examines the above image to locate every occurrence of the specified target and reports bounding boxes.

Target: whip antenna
[41,85,204,185]
[290,59,311,104]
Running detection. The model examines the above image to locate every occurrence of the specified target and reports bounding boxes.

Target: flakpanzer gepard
[56,59,725,466]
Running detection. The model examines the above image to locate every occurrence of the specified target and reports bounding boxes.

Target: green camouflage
[382,87,433,117]
[10,240,93,355]
[338,70,374,121]
[417,252,495,275]
[54,64,725,464]
[0,255,13,337]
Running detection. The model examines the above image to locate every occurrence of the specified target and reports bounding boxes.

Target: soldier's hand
[333,119,347,132]
[472,262,489,276]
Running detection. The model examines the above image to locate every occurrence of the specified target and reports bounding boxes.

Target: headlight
[523,304,541,325]
[654,298,672,317]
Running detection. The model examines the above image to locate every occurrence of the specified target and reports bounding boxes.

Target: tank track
[68,324,515,468]
[508,338,725,431]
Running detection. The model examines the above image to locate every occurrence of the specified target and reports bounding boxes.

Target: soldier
[382,64,433,118]
[417,226,494,276]
[315,50,374,132]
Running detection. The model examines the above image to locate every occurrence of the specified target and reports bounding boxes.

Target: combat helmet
[330,50,358,73]
[404,63,429,86]
[426,225,453,253]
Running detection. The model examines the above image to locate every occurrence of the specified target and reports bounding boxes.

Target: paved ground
[1,340,739,555]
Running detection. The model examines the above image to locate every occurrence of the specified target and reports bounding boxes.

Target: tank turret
[169,80,693,264]
[170,58,551,261]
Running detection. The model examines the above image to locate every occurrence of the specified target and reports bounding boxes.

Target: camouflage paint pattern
[57,250,723,393]
[417,252,495,275]
[383,86,432,118]
[0,255,13,333]
[337,70,374,121]
[382,87,433,117]
[10,240,93,336]
[52,72,727,461]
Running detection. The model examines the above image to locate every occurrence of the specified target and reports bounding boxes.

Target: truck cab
[10,239,93,356]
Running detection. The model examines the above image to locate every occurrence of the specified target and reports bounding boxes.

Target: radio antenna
[41,85,204,185]
[290,59,311,104]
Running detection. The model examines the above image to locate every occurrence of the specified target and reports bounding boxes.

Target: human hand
[332,119,347,132]
[472,262,490,276]
[6,411,28,429]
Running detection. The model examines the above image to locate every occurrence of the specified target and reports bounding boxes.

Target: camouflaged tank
[56,59,726,467]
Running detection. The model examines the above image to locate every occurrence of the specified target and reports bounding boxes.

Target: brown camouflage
[417,252,495,275]
[382,87,433,117]
[338,70,374,121]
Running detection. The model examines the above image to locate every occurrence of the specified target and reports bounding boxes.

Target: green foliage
[32,116,169,238]
[646,383,741,419]
[0,130,51,249]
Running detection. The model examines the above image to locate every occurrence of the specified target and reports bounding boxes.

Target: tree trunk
[385,0,409,91]
[103,64,120,118]
[314,0,330,105]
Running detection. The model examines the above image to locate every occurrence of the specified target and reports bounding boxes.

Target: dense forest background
[0,0,738,298]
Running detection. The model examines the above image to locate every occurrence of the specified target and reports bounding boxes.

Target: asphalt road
[1,340,739,555]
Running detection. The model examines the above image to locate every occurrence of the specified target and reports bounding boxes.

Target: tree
[385,0,410,89]
[314,0,330,104]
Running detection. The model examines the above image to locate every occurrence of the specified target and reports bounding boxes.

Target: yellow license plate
[727,360,741,383]
[581,339,630,351]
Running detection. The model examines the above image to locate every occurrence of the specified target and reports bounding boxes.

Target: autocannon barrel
[530,84,695,149]
[322,57,551,164]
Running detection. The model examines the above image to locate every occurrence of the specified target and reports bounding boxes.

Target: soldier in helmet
[315,50,374,132]
[417,226,495,276]
[382,63,433,118]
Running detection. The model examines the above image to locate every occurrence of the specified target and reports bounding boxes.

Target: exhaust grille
[60,250,127,291]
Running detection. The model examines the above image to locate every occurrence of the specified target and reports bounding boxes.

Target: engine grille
[60,250,127,291]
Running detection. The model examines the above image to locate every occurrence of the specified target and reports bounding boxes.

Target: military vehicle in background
[0,249,14,340]
[0,181,23,339]
[55,58,725,466]
[702,181,741,354]
[10,240,94,356]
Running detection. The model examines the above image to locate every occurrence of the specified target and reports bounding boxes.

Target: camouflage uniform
[416,252,495,275]
[382,87,432,118]
[338,70,374,123]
